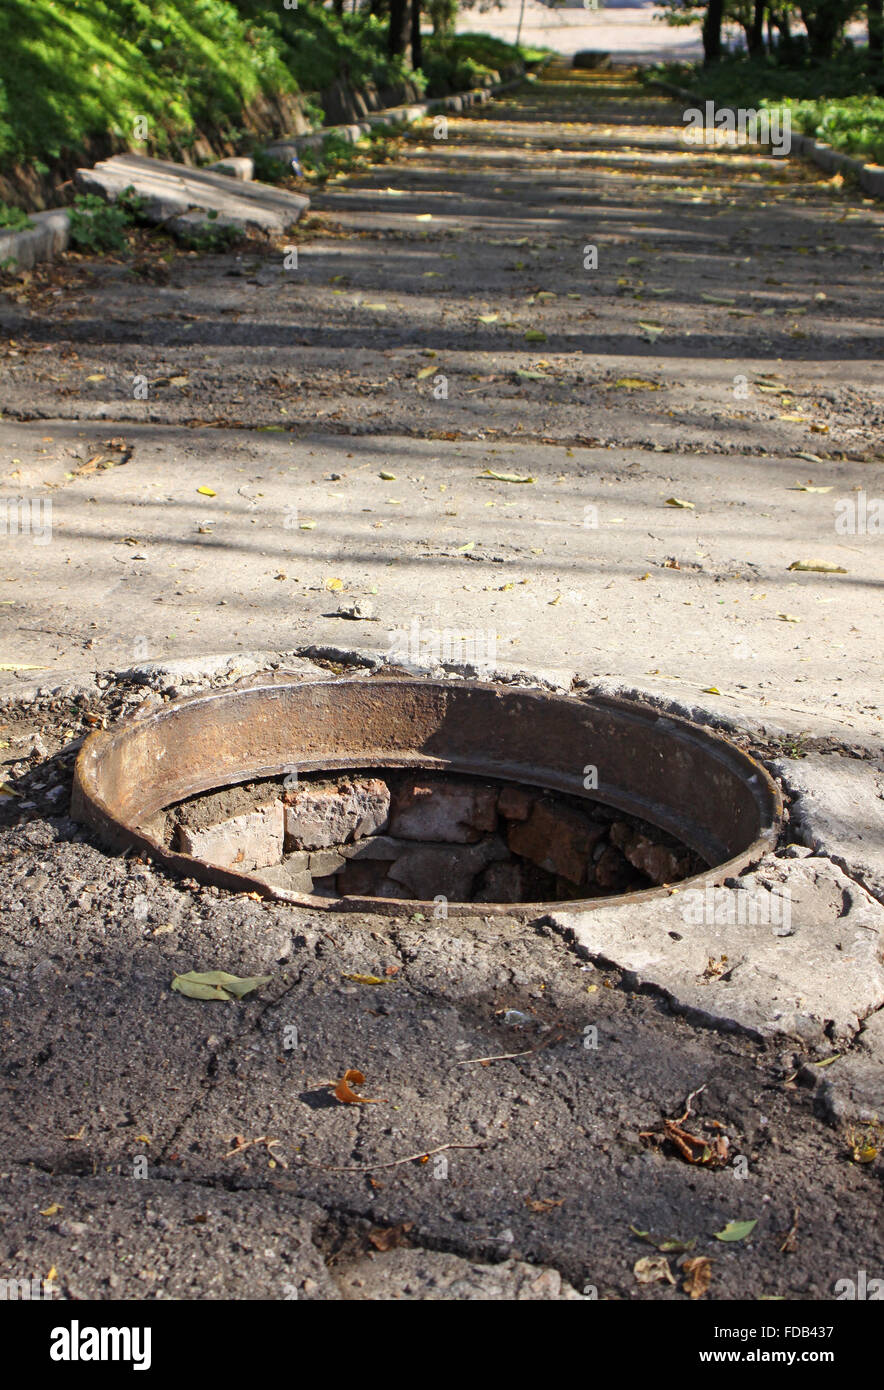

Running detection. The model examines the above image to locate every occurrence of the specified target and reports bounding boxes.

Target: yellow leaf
[40,1203,62,1217]
[665,497,694,509]
[299,520,316,530]
[613,377,661,390]
[415,213,433,221]
[478,313,499,324]
[787,560,847,574]
[342,974,387,985]
[478,469,534,484]
[85,373,106,382]
[702,686,721,695]
[417,365,436,379]
[779,414,809,423]
[196,486,216,497]
[325,577,344,591]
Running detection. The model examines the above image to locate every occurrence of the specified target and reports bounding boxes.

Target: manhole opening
[155,769,709,906]
[72,678,782,915]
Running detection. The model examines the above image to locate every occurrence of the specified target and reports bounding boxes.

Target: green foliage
[785,95,884,162]
[69,187,145,254]
[251,149,291,184]
[650,50,884,163]
[0,200,32,230]
[230,3,410,95]
[175,209,241,252]
[0,0,293,168]
[421,32,529,97]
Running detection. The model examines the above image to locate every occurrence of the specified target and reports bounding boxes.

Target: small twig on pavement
[290,1141,493,1174]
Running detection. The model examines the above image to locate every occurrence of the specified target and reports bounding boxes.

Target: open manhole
[72,677,782,917]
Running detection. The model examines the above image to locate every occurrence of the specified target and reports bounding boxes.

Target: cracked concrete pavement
[0,67,882,1301]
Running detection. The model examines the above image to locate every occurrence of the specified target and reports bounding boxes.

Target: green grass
[0,0,293,167]
[650,54,884,165]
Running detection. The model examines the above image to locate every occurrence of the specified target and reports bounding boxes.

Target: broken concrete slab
[207,156,254,181]
[799,1006,884,1127]
[74,154,308,235]
[0,208,69,272]
[552,850,884,1044]
[773,754,884,905]
[335,1248,585,1300]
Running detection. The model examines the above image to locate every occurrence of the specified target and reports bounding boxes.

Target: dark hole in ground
[154,769,708,905]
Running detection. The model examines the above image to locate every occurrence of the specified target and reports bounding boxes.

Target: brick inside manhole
[159,769,708,905]
[71,677,782,916]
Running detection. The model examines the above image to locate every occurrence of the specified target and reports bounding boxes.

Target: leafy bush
[0,199,32,230]
[421,32,532,97]
[69,188,145,254]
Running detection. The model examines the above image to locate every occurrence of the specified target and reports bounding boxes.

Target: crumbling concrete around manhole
[0,653,882,1301]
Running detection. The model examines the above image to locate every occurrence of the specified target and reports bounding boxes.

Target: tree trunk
[388,0,409,57]
[702,0,724,63]
[749,0,766,54]
[411,0,423,69]
[869,0,884,59]
[332,0,344,16]
[799,2,842,59]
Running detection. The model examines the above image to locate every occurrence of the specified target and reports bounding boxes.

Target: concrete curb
[646,76,884,201]
[0,208,70,272]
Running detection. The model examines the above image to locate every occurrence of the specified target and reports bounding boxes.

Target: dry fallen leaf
[665,497,695,509]
[325,577,344,591]
[787,560,847,573]
[368,1222,413,1251]
[196,486,216,497]
[683,1256,713,1299]
[479,469,535,484]
[634,1254,675,1285]
[333,1068,386,1104]
[342,973,387,985]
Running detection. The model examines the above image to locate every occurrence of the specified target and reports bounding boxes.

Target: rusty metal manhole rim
[72,676,783,918]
